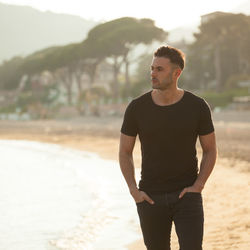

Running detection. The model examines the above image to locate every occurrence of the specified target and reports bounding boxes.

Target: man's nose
[151,70,157,77]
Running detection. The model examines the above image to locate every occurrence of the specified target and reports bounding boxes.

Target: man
[119,46,217,250]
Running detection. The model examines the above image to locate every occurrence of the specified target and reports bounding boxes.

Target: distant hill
[0,2,98,63]
[1,1,249,65]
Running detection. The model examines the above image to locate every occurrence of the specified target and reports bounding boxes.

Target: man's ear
[174,68,182,78]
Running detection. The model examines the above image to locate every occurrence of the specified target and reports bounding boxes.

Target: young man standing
[119,46,217,250]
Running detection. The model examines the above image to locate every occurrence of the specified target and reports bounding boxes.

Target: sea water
[0,140,141,250]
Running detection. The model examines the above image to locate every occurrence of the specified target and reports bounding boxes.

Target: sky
[1,0,248,30]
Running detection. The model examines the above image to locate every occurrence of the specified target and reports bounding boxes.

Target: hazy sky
[1,0,247,29]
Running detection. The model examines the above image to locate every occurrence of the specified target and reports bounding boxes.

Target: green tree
[0,17,167,112]
[85,17,167,99]
[188,13,250,91]
[0,56,24,90]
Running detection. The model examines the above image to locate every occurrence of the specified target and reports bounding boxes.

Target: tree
[0,56,24,90]
[0,17,168,114]
[85,17,167,99]
[188,13,250,91]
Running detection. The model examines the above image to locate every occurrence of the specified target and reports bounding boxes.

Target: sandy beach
[0,110,250,249]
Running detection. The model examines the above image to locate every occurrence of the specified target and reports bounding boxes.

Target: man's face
[150,57,180,90]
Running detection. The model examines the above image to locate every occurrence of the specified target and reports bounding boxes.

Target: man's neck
[152,88,184,106]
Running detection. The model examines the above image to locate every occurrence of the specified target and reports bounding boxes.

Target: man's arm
[179,132,217,198]
[119,133,154,204]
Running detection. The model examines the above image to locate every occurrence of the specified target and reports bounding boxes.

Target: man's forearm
[193,149,217,190]
[119,152,138,193]
[119,150,154,204]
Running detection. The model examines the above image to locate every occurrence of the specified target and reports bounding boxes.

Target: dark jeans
[136,190,204,250]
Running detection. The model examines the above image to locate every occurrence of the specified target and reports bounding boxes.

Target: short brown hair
[154,46,185,70]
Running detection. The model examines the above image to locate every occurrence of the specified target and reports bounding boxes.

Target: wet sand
[0,111,250,249]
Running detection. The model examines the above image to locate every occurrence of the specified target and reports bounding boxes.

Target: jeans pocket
[185,192,202,196]
[136,200,146,205]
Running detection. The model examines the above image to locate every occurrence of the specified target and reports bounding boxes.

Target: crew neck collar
[150,89,186,107]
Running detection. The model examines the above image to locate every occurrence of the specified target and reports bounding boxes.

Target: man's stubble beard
[152,75,174,91]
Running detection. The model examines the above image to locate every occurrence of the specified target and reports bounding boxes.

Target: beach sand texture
[0,110,249,249]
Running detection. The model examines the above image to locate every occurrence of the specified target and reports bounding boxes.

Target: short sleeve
[197,99,215,136]
[121,100,138,137]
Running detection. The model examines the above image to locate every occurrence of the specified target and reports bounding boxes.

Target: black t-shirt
[121,90,214,193]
